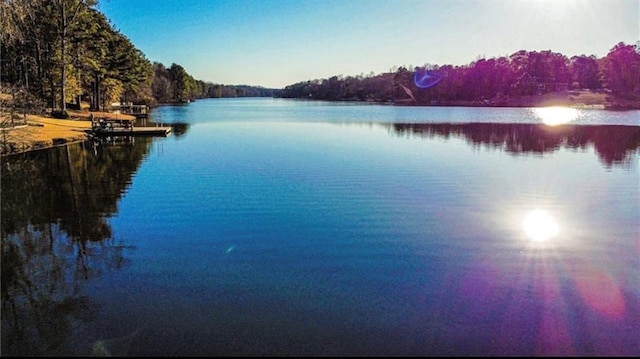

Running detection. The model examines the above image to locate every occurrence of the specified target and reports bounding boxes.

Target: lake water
[2,98,639,356]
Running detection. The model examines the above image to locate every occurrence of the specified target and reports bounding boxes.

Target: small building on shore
[110,102,149,118]
[513,72,569,96]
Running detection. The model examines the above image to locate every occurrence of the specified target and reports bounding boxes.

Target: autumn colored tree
[601,42,640,99]
[570,55,602,90]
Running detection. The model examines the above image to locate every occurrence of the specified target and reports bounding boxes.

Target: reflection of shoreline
[1,138,152,356]
[390,123,640,168]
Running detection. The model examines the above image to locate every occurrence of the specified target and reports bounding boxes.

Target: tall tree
[601,42,640,98]
[69,7,111,110]
[52,0,97,111]
[570,55,601,90]
[104,30,153,104]
[169,63,191,102]
[152,62,172,102]
[1,0,56,101]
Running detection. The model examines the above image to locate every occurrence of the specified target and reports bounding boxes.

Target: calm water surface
[2,98,639,356]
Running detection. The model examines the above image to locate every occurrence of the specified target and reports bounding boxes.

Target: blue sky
[98,0,639,89]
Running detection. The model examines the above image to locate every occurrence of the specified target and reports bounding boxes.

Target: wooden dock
[89,117,171,137]
[88,126,172,137]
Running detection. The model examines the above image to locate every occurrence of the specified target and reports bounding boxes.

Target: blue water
[2,98,639,356]
[151,97,640,125]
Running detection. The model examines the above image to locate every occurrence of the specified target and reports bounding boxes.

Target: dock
[89,117,171,137]
[89,126,172,137]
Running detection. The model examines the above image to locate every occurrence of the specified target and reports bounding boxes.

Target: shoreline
[2,97,637,157]
[384,90,640,110]
[1,111,135,157]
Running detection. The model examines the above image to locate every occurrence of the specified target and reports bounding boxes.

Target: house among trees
[112,102,149,119]
[513,72,569,95]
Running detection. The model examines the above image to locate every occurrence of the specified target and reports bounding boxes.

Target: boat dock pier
[89,117,171,137]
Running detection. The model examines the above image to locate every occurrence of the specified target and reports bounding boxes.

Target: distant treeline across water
[1,0,638,113]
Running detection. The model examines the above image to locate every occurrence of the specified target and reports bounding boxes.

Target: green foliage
[2,0,276,112]
[2,2,636,110]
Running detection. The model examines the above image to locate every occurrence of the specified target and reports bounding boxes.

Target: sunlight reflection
[523,209,559,242]
[492,201,632,355]
[534,106,579,126]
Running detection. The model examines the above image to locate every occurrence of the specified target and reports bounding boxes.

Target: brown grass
[1,111,136,156]
[568,90,609,106]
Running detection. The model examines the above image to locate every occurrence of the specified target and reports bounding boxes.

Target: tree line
[276,43,640,106]
[2,1,638,115]
[0,0,275,117]
[151,62,275,103]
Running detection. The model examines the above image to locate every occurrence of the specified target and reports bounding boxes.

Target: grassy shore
[1,110,135,156]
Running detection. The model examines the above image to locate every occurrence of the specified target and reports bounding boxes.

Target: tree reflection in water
[2,121,636,355]
[390,123,640,169]
[1,137,152,356]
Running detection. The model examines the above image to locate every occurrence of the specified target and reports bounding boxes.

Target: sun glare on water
[523,209,560,242]
[534,106,579,126]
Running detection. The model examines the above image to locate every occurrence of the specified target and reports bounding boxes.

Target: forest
[1,0,639,116]
[276,43,640,108]
[0,0,275,117]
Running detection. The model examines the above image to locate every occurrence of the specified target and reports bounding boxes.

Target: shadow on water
[169,123,190,137]
[388,123,640,168]
[1,138,153,356]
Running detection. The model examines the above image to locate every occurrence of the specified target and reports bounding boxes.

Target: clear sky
[97,0,639,89]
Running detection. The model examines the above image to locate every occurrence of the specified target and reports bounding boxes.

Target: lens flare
[523,209,559,242]
[413,68,443,89]
[534,106,579,126]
